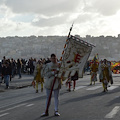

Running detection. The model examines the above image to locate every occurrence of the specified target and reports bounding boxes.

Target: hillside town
[0,34,120,60]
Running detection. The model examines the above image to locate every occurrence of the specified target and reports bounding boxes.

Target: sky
[0,0,120,37]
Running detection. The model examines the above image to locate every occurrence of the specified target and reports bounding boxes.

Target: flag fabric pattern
[58,35,94,80]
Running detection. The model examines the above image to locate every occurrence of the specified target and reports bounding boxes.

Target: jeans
[12,67,15,77]
[46,88,59,112]
[18,68,21,78]
[4,75,10,87]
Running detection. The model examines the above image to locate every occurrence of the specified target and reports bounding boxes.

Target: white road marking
[114,96,119,98]
[26,104,34,107]
[0,94,42,109]
[75,86,86,90]
[105,106,120,118]
[0,103,27,113]
[86,86,102,90]
[0,113,9,117]
[113,82,120,86]
[107,86,119,90]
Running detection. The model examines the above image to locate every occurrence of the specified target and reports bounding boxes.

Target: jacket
[43,62,61,90]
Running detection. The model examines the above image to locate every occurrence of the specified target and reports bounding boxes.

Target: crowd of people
[0,54,114,117]
[89,59,113,92]
[0,56,51,89]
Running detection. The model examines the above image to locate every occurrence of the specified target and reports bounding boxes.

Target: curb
[16,84,32,89]
[0,90,4,92]
[0,83,32,92]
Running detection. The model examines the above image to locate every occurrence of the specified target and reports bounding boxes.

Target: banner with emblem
[58,35,94,80]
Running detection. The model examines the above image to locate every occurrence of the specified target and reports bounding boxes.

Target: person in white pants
[46,89,59,112]
[41,54,61,117]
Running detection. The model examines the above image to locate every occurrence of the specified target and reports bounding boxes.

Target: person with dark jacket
[2,61,11,89]
[7,59,12,81]
[11,58,16,78]
[17,59,22,78]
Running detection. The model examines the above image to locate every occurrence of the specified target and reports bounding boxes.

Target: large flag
[58,35,94,80]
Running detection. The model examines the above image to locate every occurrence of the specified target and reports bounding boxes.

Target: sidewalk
[0,74,34,92]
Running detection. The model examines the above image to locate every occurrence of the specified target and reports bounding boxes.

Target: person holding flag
[41,54,61,117]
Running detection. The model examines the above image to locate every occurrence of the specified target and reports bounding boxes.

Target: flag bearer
[41,54,61,117]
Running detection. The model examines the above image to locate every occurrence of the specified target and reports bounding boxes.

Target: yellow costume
[34,63,44,93]
[90,62,98,85]
[101,63,110,92]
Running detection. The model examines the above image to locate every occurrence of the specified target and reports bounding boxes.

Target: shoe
[5,86,9,89]
[106,88,108,91]
[41,112,49,117]
[18,76,22,79]
[54,111,60,116]
[102,90,106,92]
[73,88,75,91]
[67,89,71,92]
[36,90,38,93]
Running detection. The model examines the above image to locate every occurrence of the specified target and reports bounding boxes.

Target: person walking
[2,61,11,89]
[100,59,111,92]
[66,71,78,91]
[90,60,98,85]
[17,59,22,79]
[33,60,44,93]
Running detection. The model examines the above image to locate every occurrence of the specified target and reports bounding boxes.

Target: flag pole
[45,23,74,114]
[45,75,57,114]
[67,22,74,39]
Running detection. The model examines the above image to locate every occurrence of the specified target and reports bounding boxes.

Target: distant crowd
[0,56,51,88]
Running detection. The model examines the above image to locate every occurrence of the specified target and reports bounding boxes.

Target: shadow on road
[62,86,120,105]
[34,115,58,120]
[106,88,120,106]
[106,96,120,107]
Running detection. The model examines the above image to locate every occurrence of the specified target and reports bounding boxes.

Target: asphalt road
[0,74,120,120]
